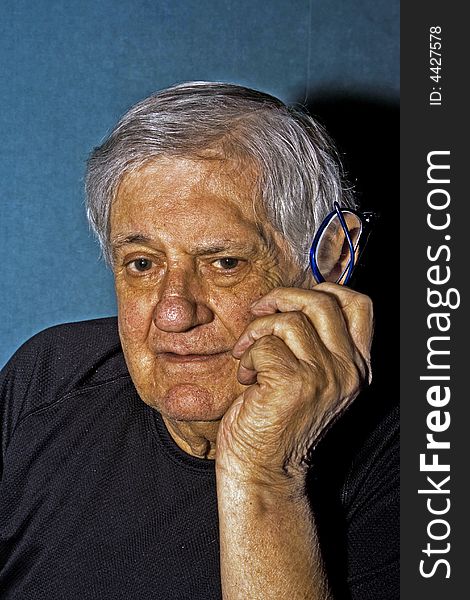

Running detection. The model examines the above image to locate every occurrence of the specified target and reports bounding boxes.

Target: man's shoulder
[1,317,129,423]
[307,393,399,597]
[309,391,399,495]
[26,316,121,359]
[16,316,123,369]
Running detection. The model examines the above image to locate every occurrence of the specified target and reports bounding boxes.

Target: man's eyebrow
[110,235,259,255]
[111,233,152,249]
[189,241,256,256]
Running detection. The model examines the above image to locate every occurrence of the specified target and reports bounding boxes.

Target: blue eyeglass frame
[309,202,378,286]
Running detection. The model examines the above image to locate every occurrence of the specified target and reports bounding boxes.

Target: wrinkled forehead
[112,154,267,227]
[110,154,294,264]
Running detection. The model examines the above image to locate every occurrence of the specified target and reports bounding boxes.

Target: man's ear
[299,269,317,290]
[312,212,361,285]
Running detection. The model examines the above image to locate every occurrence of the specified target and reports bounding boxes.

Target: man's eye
[214,257,240,270]
[129,258,153,272]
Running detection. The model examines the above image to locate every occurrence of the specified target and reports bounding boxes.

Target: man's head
[85,82,354,426]
[86,82,353,269]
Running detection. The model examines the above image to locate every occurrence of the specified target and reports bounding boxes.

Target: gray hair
[85,81,354,268]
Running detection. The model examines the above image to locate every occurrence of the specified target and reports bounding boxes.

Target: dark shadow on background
[300,90,399,599]
[303,89,399,394]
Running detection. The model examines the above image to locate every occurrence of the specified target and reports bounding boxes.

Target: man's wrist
[216,460,309,506]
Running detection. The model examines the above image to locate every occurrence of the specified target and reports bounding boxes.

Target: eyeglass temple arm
[333,202,356,285]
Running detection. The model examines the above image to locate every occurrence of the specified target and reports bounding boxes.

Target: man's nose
[153,267,213,332]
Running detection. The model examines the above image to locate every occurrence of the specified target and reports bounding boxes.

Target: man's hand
[216,283,373,598]
[216,282,374,487]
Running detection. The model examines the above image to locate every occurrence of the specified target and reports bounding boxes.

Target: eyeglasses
[309,202,378,286]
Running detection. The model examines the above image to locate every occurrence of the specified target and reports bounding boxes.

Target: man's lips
[156,350,232,363]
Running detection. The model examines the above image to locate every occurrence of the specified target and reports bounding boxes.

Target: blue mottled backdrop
[0,0,399,366]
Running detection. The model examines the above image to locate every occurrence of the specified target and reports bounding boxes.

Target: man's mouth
[157,350,232,363]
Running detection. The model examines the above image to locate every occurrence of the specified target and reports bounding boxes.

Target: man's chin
[147,383,233,422]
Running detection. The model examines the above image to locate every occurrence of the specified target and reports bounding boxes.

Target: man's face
[110,155,298,423]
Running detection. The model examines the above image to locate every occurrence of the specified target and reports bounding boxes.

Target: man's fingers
[250,284,374,363]
[313,283,374,361]
[232,311,330,365]
[237,334,299,386]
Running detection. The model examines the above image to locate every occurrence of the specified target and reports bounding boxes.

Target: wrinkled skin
[110,155,373,474]
[218,284,373,486]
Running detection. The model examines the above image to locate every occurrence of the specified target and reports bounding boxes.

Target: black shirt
[0,318,398,599]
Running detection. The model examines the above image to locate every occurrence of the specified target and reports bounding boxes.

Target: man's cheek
[118,293,153,342]
[210,292,256,340]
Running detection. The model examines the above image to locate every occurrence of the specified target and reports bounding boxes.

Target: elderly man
[0,82,398,599]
